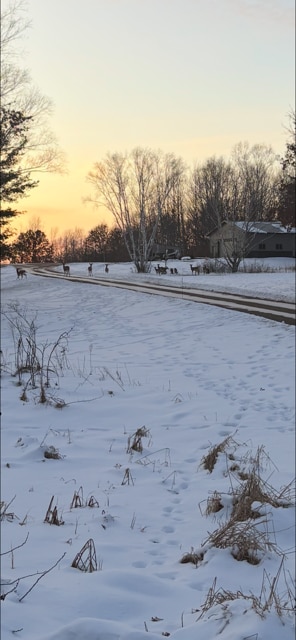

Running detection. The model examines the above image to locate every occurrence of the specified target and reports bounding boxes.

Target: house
[207,221,296,259]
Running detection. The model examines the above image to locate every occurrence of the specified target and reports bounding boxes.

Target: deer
[105,264,109,273]
[155,264,168,275]
[16,267,27,279]
[190,264,200,275]
[202,263,210,274]
[62,263,70,276]
[88,263,93,276]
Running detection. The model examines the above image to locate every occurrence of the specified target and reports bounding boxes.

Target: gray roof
[235,221,296,234]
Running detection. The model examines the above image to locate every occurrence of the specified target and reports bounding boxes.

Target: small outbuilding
[207,221,296,259]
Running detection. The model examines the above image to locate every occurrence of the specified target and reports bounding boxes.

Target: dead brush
[43,445,63,460]
[231,461,295,523]
[127,426,151,454]
[227,445,273,483]
[203,516,279,565]
[121,468,134,485]
[0,497,19,523]
[197,577,254,619]
[180,547,205,566]
[198,558,295,621]
[87,495,99,508]
[205,491,224,516]
[70,487,99,509]
[71,538,97,572]
[44,496,64,526]
[200,434,238,473]
[70,486,84,509]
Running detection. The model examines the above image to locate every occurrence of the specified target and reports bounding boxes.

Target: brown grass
[127,426,151,454]
[44,496,64,525]
[43,446,63,460]
[70,486,84,509]
[231,452,295,522]
[198,558,295,621]
[205,491,224,516]
[180,547,204,566]
[203,515,279,565]
[71,538,97,572]
[200,434,238,473]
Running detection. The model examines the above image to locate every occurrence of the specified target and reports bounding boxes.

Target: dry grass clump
[200,434,238,473]
[230,448,295,522]
[87,495,99,508]
[71,538,97,572]
[70,486,84,508]
[232,474,291,522]
[201,465,294,564]
[196,515,255,564]
[1,304,71,406]
[127,426,151,454]
[198,577,251,618]
[198,446,295,564]
[203,515,279,565]
[43,445,63,460]
[180,547,204,566]
[44,496,64,525]
[198,560,295,621]
[0,497,18,522]
[205,491,224,516]
[121,468,134,485]
[70,487,99,509]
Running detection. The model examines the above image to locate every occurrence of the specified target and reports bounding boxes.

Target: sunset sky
[6,0,295,237]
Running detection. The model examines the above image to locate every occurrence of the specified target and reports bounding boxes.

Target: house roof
[234,221,296,234]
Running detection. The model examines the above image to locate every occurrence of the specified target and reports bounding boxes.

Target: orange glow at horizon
[12,128,287,241]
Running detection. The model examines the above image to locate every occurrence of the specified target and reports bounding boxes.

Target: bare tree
[232,142,279,223]
[60,228,86,262]
[86,148,184,272]
[156,159,188,255]
[186,145,279,272]
[187,157,235,236]
[1,0,65,174]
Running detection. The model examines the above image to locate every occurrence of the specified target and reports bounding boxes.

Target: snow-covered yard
[1,258,295,640]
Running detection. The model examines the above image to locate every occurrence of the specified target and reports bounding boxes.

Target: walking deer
[16,267,27,279]
[62,263,70,276]
[190,264,200,275]
[88,263,93,276]
[105,264,109,273]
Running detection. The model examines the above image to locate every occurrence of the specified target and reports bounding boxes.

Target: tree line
[7,130,295,268]
[1,3,295,271]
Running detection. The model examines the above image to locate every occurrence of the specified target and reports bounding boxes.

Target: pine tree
[0,107,38,257]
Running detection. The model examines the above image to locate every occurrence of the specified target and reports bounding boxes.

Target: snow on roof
[234,221,296,234]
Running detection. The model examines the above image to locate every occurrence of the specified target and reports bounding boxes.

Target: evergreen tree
[0,107,38,257]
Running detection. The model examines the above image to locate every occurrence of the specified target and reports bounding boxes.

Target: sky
[1,258,295,639]
[4,0,295,237]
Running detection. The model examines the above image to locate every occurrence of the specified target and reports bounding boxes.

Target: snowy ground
[1,258,295,640]
[62,256,296,302]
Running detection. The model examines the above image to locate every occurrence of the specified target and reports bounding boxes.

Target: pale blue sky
[6,0,295,234]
